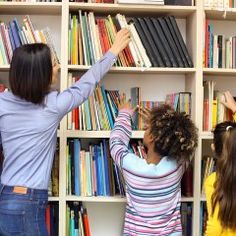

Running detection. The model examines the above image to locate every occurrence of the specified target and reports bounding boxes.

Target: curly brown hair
[149,104,198,164]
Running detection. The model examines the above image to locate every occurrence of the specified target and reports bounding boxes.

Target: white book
[129,23,151,68]
[116,14,142,67]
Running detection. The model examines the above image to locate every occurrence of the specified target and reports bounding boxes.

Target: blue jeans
[0,184,49,236]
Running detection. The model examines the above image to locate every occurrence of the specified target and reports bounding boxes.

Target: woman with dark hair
[0,28,130,236]
[205,91,236,235]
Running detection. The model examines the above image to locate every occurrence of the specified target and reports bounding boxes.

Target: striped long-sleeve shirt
[109,109,183,236]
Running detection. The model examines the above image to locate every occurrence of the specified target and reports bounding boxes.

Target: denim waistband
[0,184,48,200]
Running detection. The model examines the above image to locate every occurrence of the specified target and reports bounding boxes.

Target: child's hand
[139,107,151,122]
[117,94,136,115]
[222,91,236,113]
[109,28,131,56]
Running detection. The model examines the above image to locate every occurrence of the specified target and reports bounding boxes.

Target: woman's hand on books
[222,91,236,114]
[109,28,131,56]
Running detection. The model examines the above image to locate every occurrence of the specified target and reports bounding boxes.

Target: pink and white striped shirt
[110,109,183,236]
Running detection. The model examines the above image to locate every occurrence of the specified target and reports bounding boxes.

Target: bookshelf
[1,1,233,236]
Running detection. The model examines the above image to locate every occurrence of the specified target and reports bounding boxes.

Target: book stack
[201,156,216,195]
[204,21,236,68]
[45,203,59,236]
[0,16,59,66]
[67,202,91,236]
[165,92,192,115]
[68,11,193,68]
[66,139,125,197]
[204,0,235,8]
[203,80,234,131]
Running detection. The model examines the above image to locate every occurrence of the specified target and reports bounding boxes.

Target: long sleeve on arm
[109,109,133,169]
[56,51,117,118]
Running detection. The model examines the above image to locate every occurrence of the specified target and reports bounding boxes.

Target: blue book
[10,21,21,48]
[8,26,16,51]
[13,18,24,45]
[94,145,100,196]
[97,145,104,196]
[102,140,110,196]
[101,86,114,128]
[100,142,106,196]
[84,99,92,130]
[74,139,80,196]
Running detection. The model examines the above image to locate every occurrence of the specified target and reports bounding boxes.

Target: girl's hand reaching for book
[138,107,151,123]
[109,28,131,56]
[222,91,236,113]
[117,93,136,115]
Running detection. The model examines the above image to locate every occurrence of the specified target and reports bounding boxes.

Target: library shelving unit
[2,1,233,236]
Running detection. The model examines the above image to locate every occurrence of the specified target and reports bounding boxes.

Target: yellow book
[212,99,218,128]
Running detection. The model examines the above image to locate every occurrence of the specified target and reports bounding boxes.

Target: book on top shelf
[68,11,193,68]
[0,16,59,66]
[164,0,194,6]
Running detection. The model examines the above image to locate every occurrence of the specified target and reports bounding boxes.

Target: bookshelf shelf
[205,7,236,20]
[69,3,196,17]
[65,130,144,139]
[0,2,62,15]
[203,68,236,76]
[66,195,194,203]
[66,195,126,203]
[48,196,60,202]
[0,65,10,72]
[0,1,209,236]
[68,65,196,74]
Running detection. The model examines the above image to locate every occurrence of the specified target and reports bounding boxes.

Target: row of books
[66,138,194,198]
[66,202,91,236]
[204,21,236,69]
[201,156,215,195]
[68,11,193,68]
[204,0,236,8]
[203,80,234,131]
[67,75,192,131]
[181,203,192,236]
[0,16,59,66]
[68,0,193,5]
[66,139,125,197]
[45,203,59,236]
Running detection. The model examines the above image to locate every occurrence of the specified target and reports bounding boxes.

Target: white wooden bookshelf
[1,1,232,236]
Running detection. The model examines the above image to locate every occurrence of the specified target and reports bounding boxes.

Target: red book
[45,205,51,235]
[83,208,91,236]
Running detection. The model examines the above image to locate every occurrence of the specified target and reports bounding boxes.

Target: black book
[164,0,193,6]
[151,17,178,67]
[218,35,223,68]
[133,18,159,67]
[137,18,164,67]
[157,17,184,67]
[168,16,194,67]
[69,140,75,195]
[164,16,189,67]
[144,18,171,67]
